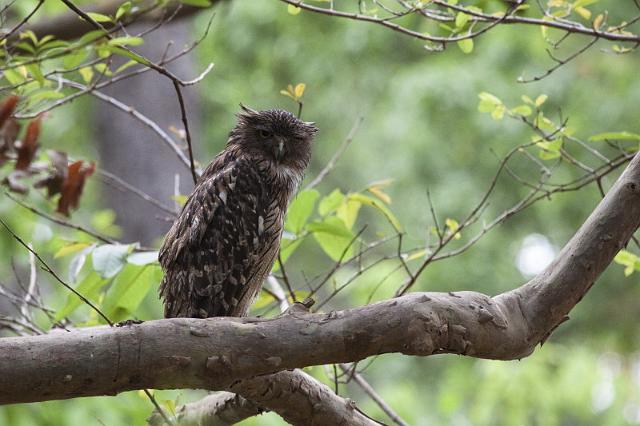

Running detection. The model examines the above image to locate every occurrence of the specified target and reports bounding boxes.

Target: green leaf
[94,63,112,77]
[103,264,161,319]
[445,218,462,240]
[349,193,402,232]
[86,12,113,23]
[535,94,548,106]
[115,1,132,20]
[39,40,69,52]
[478,91,502,114]
[614,250,640,276]
[108,36,144,47]
[63,48,89,69]
[79,66,94,83]
[589,131,640,142]
[288,4,302,14]
[54,242,91,258]
[272,235,304,272]
[107,46,151,66]
[25,64,45,86]
[15,42,36,54]
[55,271,108,321]
[318,189,345,216]
[76,30,108,46]
[3,68,25,85]
[455,12,470,28]
[25,90,63,107]
[336,198,361,230]
[179,0,212,6]
[615,249,637,265]
[127,251,159,265]
[308,216,355,261]
[115,59,138,74]
[457,38,474,54]
[19,30,38,46]
[92,244,132,278]
[510,105,532,116]
[285,189,319,234]
[491,104,505,120]
[521,95,534,105]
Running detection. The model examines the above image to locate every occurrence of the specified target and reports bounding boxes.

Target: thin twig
[19,244,38,322]
[339,364,409,426]
[0,0,44,43]
[0,218,113,326]
[306,116,363,190]
[6,192,115,244]
[173,80,198,184]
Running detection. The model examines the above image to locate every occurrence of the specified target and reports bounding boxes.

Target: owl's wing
[159,156,279,318]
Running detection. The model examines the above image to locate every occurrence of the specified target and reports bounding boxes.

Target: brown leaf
[56,160,95,216]
[15,115,41,170]
[3,118,20,147]
[0,119,20,166]
[0,96,19,130]
[34,150,68,198]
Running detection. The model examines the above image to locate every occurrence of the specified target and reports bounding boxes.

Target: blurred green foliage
[1,0,640,424]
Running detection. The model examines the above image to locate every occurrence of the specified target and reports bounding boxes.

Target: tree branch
[148,391,264,426]
[1,153,639,418]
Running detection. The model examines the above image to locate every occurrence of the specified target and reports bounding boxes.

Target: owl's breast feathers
[159,151,298,318]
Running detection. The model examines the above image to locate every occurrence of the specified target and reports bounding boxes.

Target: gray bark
[148,370,377,426]
[148,391,264,426]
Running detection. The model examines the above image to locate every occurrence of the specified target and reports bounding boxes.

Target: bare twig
[339,364,409,426]
[0,218,113,326]
[306,116,363,190]
[6,192,115,244]
[0,0,44,43]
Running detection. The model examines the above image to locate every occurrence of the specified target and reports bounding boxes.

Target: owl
[159,106,317,318]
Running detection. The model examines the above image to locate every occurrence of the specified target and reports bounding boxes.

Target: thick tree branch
[228,370,377,425]
[1,153,639,418]
[148,369,377,425]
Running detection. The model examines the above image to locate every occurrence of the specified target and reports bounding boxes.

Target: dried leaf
[57,160,95,216]
[3,118,20,147]
[34,150,68,198]
[0,95,19,129]
[0,119,20,165]
[15,115,41,170]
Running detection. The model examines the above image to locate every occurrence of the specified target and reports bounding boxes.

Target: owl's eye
[258,129,272,138]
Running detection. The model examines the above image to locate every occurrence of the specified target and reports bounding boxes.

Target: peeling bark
[228,370,377,426]
[1,154,639,418]
[148,391,263,426]
[147,370,377,426]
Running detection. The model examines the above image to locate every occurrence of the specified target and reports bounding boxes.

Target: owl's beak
[274,139,285,162]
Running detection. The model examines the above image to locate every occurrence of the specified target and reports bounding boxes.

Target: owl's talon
[281,297,316,316]
[115,319,144,327]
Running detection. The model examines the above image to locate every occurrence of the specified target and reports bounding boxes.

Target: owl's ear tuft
[238,103,259,118]
[304,121,319,135]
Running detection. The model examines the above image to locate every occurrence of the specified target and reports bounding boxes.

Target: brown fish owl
[159,106,317,318]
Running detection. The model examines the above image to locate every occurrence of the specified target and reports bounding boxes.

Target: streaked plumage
[159,106,317,318]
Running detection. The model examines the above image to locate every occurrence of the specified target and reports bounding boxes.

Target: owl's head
[229,105,317,169]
